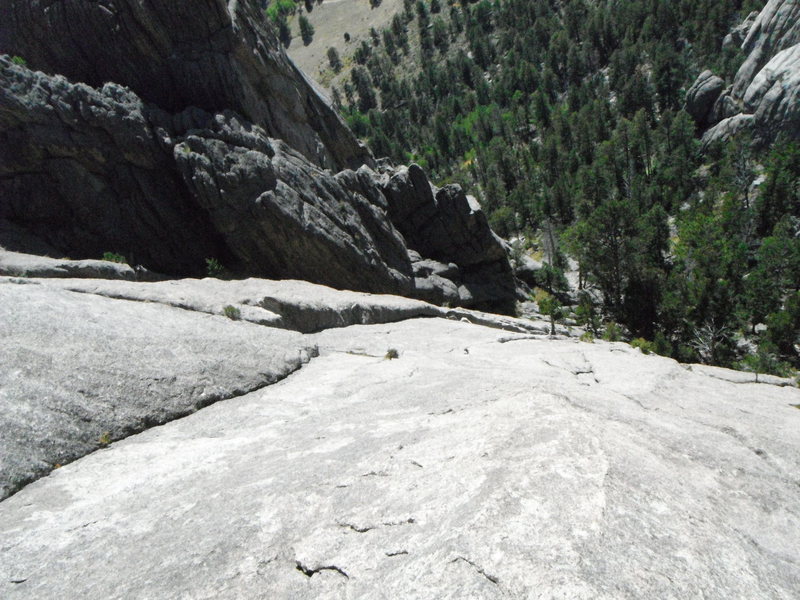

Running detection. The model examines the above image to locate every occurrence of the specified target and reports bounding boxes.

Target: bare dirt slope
[286,0,404,92]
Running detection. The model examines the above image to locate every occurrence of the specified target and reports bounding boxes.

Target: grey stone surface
[732,0,800,99]
[0,249,161,281]
[379,166,518,313]
[512,254,545,288]
[0,56,224,275]
[173,114,414,295]
[699,0,800,145]
[0,57,517,312]
[1,317,798,598]
[0,273,553,499]
[701,114,756,148]
[685,70,726,126]
[723,10,760,49]
[743,44,800,140]
[0,0,370,171]
[39,275,551,336]
[42,276,442,334]
[0,278,313,500]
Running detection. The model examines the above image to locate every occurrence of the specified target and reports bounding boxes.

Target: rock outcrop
[0,0,518,312]
[732,0,800,100]
[1,273,798,598]
[0,0,369,171]
[685,70,725,127]
[694,0,800,146]
[722,10,759,49]
[741,44,800,141]
[0,57,226,275]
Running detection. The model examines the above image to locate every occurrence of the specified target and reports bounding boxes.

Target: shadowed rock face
[0,57,226,275]
[0,0,518,312]
[685,70,725,127]
[0,0,370,171]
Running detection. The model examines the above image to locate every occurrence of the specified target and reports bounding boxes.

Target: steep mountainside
[1,2,800,597]
[322,0,800,374]
[0,0,517,313]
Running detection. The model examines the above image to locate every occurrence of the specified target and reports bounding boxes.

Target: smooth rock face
[699,0,800,145]
[701,114,757,148]
[743,44,800,140]
[0,0,369,171]
[0,273,553,502]
[1,315,798,598]
[0,279,316,500]
[0,248,161,281]
[732,0,800,99]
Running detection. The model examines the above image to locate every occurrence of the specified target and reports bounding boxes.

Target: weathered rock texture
[685,70,726,127]
[0,0,369,171]
[0,271,552,502]
[696,0,800,146]
[0,0,517,312]
[0,248,161,281]
[1,282,798,598]
[732,0,800,99]
[0,278,315,500]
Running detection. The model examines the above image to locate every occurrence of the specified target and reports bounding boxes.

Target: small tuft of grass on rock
[98,432,111,447]
[384,348,399,360]
[223,305,241,320]
[102,252,127,264]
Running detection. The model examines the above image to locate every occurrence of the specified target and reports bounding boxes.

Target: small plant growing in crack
[384,348,399,360]
[102,252,127,264]
[223,305,241,320]
[98,432,111,447]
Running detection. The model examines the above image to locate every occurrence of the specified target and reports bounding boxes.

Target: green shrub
[602,321,622,342]
[223,305,241,320]
[206,257,224,278]
[579,331,594,343]
[737,341,796,379]
[385,348,399,360]
[534,288,563,336]
[653,331,672,356]
[266,0,296,23]
[102,252,127,264]
[11,56,27,66]
[630,337,655,355]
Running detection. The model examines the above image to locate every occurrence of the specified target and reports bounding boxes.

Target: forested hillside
[299,0,798,375]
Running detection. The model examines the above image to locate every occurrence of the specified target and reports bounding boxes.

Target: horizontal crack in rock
[295,560,349,579]
[338,522,375,533]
